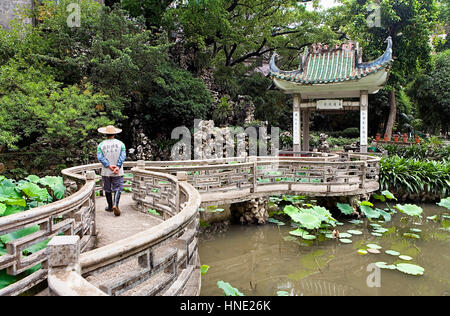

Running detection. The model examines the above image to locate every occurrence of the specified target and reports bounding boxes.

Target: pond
[198,203,450,296]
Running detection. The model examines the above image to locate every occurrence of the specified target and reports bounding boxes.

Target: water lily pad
[373,227,388,233]
[339,238,352,243]
[399,255,413,261]
[427,215,438,221]
[367,248,381,254]
[437,197,450,210]
[409,228,421,233]
[335,221,344,226]
[337,203,354,215]
[302,234,317,240]
[403,233,421,239]
[277,290,289,296]
[369,223,382,228]
[371,232,383,237]
[385,250,400,256]
[395,263,424,276]
[325,233,334,239]
[366,244,382,250]
[347,229,362,235]
[394,204,423,218]
[357,249,368,255]
[375,262,396,270]
[348,219,363,225]
[338,232,352,238]
[268,218,285,225]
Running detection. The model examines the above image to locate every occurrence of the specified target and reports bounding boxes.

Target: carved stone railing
[139,153,381,204]
[47,167,201,296]
[0,167,99,296]
[1,153,380,296]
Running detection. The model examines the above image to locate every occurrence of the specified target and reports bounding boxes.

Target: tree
[408,50,450,135]
[164,0,336,70]
[331,0,439,138]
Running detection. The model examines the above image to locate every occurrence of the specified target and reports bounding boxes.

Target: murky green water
[199,203,450,296]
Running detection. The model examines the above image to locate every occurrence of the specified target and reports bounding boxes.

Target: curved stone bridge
[0,153,380,296]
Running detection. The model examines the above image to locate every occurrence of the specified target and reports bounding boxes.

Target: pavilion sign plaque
[316,99,343,110]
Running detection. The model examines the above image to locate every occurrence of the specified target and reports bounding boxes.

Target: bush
[380,156,450,199]
[342,127,360,138]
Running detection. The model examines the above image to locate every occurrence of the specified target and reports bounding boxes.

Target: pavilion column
[302,108,310,152]
[292,94,301,153]
[360,90,369,153]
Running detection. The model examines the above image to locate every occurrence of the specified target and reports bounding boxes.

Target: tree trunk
[385,89,397,139]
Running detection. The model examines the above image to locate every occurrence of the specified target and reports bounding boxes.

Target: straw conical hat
[98,125,122,134]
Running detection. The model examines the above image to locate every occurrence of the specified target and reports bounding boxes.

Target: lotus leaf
[367,244,382,249]
[336,203,354,215]
[338,232,352,238]
[395,263,424,276]
[360,205,380,219]
[357,249,368,255]
[399,255,413,261]
[437,197,450,210]
[339,238,352,243]
[394,204,423,218]
[403,233,420,239]
[381,190,397,200]
[268,218,285,225]
[217,281,244,296]
[347,230,362,235]
[385,250,400,256]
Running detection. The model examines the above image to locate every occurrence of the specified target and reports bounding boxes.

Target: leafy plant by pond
[379,156,450,199]
[217,280,244,296]
[0,175,66,290]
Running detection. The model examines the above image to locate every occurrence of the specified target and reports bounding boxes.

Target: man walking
[97,125,126,216]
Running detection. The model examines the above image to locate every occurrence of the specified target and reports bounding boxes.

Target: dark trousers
[102,176,124,193]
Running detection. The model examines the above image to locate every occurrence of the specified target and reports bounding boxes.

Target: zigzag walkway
[0,153,380,296]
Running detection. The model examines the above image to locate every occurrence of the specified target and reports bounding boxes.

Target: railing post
[85,171,97,237]
[137,160,146,169]
[47,236,81,296]
[176,172,187,213]
[248,157,257,193]
[360,162,367,189]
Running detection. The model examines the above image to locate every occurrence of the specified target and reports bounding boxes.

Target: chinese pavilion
[269,37,393,153]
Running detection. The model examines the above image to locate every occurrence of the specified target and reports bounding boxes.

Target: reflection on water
[198,203,450,296]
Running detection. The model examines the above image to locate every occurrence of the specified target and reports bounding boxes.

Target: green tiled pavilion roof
[270,37,392,85]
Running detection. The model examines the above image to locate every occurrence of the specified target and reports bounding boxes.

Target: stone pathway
[94,193,163,248]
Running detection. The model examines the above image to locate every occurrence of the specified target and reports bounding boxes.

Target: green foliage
[0,175,65,290]
[408,50,450,134]
[380,156,450,197]
[336,203,354,215]
[437,197,450,210]
[394,204,423,217]
[201,265,210,276]
[383,143,450,161]
[217,280,244,296]
[0,175,65,217]
[0,58,112,151]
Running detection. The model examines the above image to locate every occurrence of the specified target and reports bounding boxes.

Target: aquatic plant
[217,281,244,296]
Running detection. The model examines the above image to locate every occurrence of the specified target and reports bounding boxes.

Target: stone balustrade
[46,167,201,296]
[0,153,380,296]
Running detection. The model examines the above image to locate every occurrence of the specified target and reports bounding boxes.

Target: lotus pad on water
[385,250,400,256]
[347,229,362,235]
[394,204,423,217]
[395,263,424,276]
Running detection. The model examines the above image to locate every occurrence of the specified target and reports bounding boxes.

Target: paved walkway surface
[94,193,163,248]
